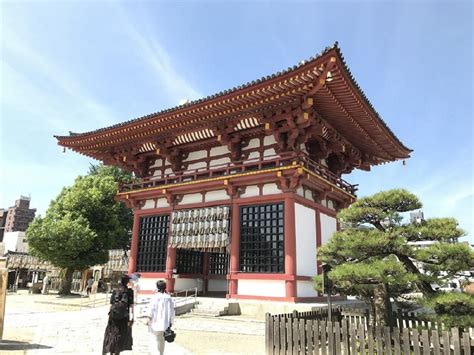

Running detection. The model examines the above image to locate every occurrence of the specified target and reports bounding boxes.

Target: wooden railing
[119,152,357,195]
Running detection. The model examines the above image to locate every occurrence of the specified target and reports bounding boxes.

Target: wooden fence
[265,313,473,354]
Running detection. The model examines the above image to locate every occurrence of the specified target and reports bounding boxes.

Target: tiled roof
[55,43,411,158]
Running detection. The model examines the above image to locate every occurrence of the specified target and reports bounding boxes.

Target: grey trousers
[149,330,165,355]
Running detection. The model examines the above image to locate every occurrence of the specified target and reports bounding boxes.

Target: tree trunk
[58,268,74,295]
[396,254,436,295]
[374,283,392,326]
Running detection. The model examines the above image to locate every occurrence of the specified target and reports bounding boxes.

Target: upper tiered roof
[55,43,411,165]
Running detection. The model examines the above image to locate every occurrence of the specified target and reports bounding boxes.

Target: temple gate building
[55,44,410,302]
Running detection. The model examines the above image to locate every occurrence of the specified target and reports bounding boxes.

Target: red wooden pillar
[203,251,209,295]
[165,247,177,293]
[228,202,240,297]
[284,196,297,299]
[128,212,141,275]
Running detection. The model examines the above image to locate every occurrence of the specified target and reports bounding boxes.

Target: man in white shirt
[145,280,175,355]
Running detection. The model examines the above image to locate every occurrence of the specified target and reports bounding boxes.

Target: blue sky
[1,1,472,243]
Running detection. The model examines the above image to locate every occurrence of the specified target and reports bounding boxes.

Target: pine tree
[316,189,473,326]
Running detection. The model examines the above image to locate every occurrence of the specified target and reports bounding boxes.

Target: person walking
[102,275,134,355]
[146,280,175,355]
[42,275,50,295]
[86,276,94,296]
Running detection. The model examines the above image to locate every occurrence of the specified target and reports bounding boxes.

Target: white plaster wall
[297,280,318,298]
[247,151,260,160]
[188,161,207,171]
[263,135,276,146]
[142,200,155,209]
[175,278,203,292]
[180,193,202,205]
[320,213,337,245]
[164,168,173,175]
[150,159,163,169]
[184,150,208,162]
[304,189,313,200]
[138,278,163,292]
[208,279,227,292]
[238,279,286,297]
[156,198,169,208]
[210,146,230,157]
[327,200,335,211]
[263,148,276,158]
[205,190,229,202]
[295,203,317,276]
[240,185,259,198]
[296,187,305,197]
[300,144,309,154]
[243,138,260,150]
[262,183,279,195]
[210,157,231,167]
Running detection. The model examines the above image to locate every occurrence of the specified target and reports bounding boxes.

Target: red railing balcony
[119,152,357,196]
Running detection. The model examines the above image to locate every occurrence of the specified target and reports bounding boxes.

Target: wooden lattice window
[136,214,170,272]
[176,249,203,274]
[209,252,229,275]
[239,203,285,273]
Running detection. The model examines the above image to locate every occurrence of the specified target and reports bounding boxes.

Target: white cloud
[1,28,117,129]
[112,4,202,101]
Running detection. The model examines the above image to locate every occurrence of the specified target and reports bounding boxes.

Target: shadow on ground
[0,340,53,350]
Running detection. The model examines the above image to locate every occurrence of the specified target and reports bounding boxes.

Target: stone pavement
[1,291,266,354]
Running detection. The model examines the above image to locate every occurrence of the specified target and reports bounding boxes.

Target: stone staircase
[188,298,240,317]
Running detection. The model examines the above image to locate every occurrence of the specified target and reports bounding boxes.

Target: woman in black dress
[103,275,134,355]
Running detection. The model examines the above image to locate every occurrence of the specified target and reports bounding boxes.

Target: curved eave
[55,43,411,161]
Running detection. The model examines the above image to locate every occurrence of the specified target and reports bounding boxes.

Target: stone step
[190,308,222,317]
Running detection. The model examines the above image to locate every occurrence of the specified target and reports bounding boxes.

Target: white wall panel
[247,151,260,160]
[150,159,163,169]
[296,187,305,197]
[263,135,276,146]
[184,150,208,162]
[295,203,317,276]
[175,278,202,292]
[138,278,162,292]
[156,198,169,208]
[210,157,231,167]
[263,148,276,157]
[208,279,227,292]
[187,161,207,171]
[320,213,337,245]
[262,183,279,195]
[180,193,202,205]
[205,190,229,202]
[243,138,260,150]
[297,280,318,297]
[240,185,259,198]
[210,146,230,157]
[142,200,155,209]
[327,200,335,211]
[238,279,286,297]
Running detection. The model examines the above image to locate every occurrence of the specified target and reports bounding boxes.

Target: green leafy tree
[315,189,473,327]
[26,165,133,294]
[422,292,474,329]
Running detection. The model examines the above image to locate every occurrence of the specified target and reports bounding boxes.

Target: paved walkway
[2,292,265,354]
